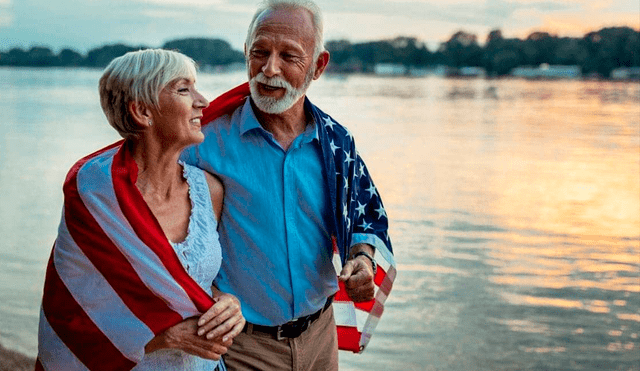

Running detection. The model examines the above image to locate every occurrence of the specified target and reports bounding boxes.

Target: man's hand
[338,244,376,302]
[197,292,245,342]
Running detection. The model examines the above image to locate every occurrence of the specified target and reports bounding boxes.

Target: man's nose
[262,54,281,77]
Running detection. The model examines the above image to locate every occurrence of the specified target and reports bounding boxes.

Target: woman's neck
[131,138,184,201]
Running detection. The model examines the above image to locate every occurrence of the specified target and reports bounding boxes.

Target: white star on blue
[343,150,355,166]
[324,120,335,131]
[355,201,366,217]
[358,221,373,231]
[366,182,378,198]
[314,99,392,262]
[329,140,339,154]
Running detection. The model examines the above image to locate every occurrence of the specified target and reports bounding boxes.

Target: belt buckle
[276,318,309,340]
[276,326,286,341]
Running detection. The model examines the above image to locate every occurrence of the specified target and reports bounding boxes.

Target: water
[1,67,639,370]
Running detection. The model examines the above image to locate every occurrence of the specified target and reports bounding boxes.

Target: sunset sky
[1,0,638,53]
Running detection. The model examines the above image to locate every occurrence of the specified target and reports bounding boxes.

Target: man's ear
[313,51,330,80]
[128,101,152,129]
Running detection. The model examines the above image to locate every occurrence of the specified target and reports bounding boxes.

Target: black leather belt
[243,296,334,340]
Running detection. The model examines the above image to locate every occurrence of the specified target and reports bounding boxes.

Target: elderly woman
[36,49,244,371]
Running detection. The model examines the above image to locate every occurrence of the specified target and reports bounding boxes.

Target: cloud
[1,0,637,54]
[0,14,12,28]
[136,0,224,6]
[0,0,11,27]
[538,12,639,35]
[503,0,581,4]
[141,9,194,19]
[134,0,255,13]
[501,8,639,39]
[585,0,614,11]
[324,11,491,48]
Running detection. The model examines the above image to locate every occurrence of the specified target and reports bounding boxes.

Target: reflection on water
[313,76,639,370]
[1,68,639,370]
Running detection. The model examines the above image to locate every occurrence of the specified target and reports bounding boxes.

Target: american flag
[36,141,217,370]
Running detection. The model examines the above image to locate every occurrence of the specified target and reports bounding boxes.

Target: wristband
[352,251,377,276]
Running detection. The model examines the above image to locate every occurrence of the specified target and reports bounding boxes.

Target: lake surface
[1,67,639,370]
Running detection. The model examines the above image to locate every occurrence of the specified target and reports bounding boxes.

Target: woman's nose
[193,90,208,108]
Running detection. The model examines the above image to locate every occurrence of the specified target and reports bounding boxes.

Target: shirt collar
[239,98,262,136]
[240,97,320,143]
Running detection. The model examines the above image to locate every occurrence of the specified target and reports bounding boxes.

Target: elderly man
[183,0,393,370]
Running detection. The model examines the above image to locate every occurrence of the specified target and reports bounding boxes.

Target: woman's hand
[197,290,245,342]
[145,318,231,360]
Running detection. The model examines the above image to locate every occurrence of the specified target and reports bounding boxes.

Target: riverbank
[0,343,34,371]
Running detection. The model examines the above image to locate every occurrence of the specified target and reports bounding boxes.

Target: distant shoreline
[0,342,35,371]
[1,27,638,79]
[1,65,640,82]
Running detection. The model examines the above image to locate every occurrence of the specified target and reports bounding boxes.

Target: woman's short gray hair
[99,48,197,139]
[245,0,324,59]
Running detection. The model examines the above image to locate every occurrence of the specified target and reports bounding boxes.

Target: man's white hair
[245,0,325,59]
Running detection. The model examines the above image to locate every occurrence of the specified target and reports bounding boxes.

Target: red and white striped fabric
[36,141,216,371]
[331,238,397,353]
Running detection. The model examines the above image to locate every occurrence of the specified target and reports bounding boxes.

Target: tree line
[0,38,244,69]
[326,27,639,77]
[1,27,638,78]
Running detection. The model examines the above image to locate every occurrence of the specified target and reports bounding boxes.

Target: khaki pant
[223,306,338,371]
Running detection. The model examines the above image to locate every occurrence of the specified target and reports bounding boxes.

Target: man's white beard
[249,67,315,114]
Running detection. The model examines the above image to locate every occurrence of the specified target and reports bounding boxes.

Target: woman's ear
[128,101,153,129]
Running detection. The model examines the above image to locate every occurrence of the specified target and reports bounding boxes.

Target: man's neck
[252,98,310,151]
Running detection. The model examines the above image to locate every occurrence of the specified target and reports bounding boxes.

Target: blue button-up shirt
[182,99,339,326]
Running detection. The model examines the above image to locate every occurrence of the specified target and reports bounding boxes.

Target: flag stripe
[54,215,154,361]
[64,151,182,335]
[110,144,214,313]
[77,153,201,318]
[355,307,370,329]
[379,267,396,295]
[333,302,358,327]
[336,327,362,353]
[38,308,90,371]
[41,258,135,370]
[39,141,217,370]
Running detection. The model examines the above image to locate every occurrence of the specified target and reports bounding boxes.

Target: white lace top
[133,163,223,371]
